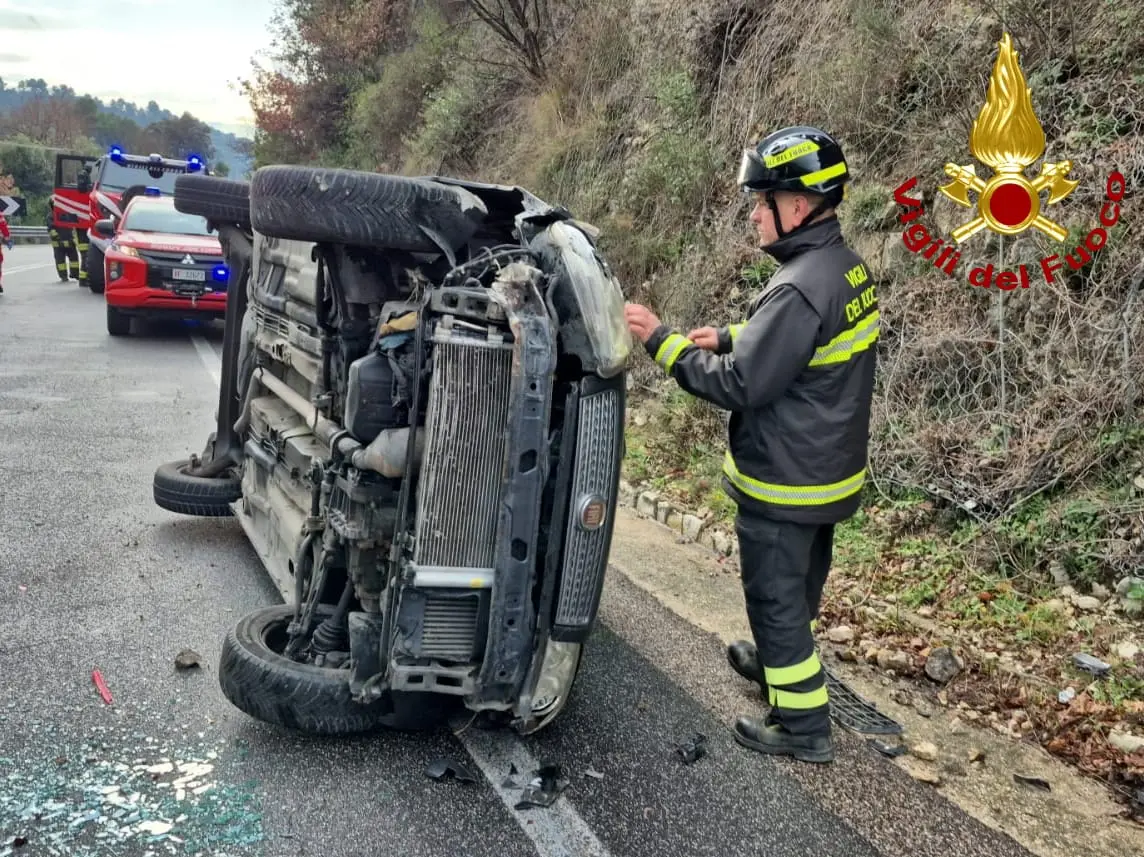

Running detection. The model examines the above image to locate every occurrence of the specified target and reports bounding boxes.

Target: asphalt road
[0,244,1036,857]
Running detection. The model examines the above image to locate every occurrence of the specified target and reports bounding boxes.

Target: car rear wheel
[106,306,130,336]
[152,457,241,517]
[174,174,252,230]
[248,165,487,253]
[219,604,447,735]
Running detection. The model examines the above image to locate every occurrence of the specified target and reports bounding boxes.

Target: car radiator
[411,325,514,661]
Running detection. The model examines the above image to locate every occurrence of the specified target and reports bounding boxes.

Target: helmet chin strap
[766,191,833,242]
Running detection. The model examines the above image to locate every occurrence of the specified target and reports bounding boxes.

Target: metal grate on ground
[824,665,903,735]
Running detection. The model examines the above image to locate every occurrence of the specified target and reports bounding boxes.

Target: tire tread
[249,165,485,252]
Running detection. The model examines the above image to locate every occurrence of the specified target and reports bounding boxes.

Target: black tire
[174,174,252,229]
[87,246,105,293]
[249,165,486,253]
[153,457,241,517]
[106,306,130,336]
[219,604,445,734]
[118,184,151,212]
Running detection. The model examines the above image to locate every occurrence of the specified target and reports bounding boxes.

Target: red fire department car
[52,146,209,293]
[94,190,229,337]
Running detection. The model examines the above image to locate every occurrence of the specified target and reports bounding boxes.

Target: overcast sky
[0,0,278,137]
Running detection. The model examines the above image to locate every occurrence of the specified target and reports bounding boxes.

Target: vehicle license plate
[172,268,206,282]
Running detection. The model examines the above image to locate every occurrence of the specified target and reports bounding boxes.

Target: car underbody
[153,168,631,736]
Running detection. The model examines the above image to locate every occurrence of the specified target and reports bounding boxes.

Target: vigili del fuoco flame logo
[892,33,1127,290]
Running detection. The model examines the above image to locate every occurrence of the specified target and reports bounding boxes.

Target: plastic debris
[868,738,907,758]
[584,768,605,780]
[1013,774,1051,792]
[1058,687,1077,704]
[174,650,203,671]
[675,733,708,765]
[425,757,477,784]
[514,764,568,810]
[1072,653,1111,677]
[91,670,113,705]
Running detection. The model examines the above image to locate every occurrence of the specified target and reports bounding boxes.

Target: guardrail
[6,225,52,245]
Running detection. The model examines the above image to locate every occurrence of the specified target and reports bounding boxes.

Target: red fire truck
[51,146,208,292]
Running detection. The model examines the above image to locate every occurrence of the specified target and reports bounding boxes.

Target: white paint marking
[2,262,56,275]
[457,726,611,857]
[190,336,221,387]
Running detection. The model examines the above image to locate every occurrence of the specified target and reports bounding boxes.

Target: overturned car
[152,166,631,735]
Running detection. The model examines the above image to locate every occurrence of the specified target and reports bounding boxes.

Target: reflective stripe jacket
[643,216,878,525]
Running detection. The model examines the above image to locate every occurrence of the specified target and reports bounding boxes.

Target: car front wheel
[218,604,447,735]
[106,306,130,336]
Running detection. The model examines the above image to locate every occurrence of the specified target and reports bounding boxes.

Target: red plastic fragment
[92,669,113,705]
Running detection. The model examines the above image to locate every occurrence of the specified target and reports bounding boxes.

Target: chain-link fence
[870,230,1144,519]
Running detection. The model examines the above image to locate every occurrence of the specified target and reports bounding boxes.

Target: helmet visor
[736,148,780,192]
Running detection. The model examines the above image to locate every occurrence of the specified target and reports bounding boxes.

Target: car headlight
[116,245,140,258]
[529,640,581,716]
[535,221,633,378]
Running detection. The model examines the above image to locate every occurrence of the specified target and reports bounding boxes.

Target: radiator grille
[421,594,480,661]
[555,389,622,627]
[413,330,513,568]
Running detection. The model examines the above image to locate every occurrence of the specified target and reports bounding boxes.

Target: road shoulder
[604,506,1144,857]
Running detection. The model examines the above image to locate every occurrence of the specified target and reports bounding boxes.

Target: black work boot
[733,715,834,764]
[727,640,767,692]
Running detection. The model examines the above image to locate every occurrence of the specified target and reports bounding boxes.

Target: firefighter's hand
[624,303,661,344]
[686,327,719,351]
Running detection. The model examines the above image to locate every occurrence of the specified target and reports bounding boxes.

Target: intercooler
[414,326,514,568]
[408,323,515,662]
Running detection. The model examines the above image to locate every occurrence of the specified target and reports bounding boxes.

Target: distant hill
[0,78,254,178]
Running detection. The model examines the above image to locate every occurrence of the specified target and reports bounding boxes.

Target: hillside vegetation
[249,0,1143,803]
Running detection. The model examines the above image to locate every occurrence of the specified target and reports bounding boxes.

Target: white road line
[2,262,56,275]
[190,335,221,387]
[188,315,609,856]
[457,726,612,857]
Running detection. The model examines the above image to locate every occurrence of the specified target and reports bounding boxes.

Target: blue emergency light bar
[144,187,162,196]
[109,145,124,161]
[212,264,229,283]
[187,154,205,172]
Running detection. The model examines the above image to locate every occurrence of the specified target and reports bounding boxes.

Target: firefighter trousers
[75,230,90,285]
[734,507,834,736]
[51,229,80,280]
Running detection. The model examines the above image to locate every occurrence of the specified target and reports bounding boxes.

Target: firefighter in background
[0,213,12,294]
[624,126,877,764]
[47,209,81,282]
[74,163,92,287]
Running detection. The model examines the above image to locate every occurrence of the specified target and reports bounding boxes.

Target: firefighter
[46,210,80,282]
[0,213,11,294]
[74,163,92,287]
[623,126,877,764]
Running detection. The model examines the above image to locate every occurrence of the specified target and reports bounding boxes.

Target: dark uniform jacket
[644,216,878,525]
